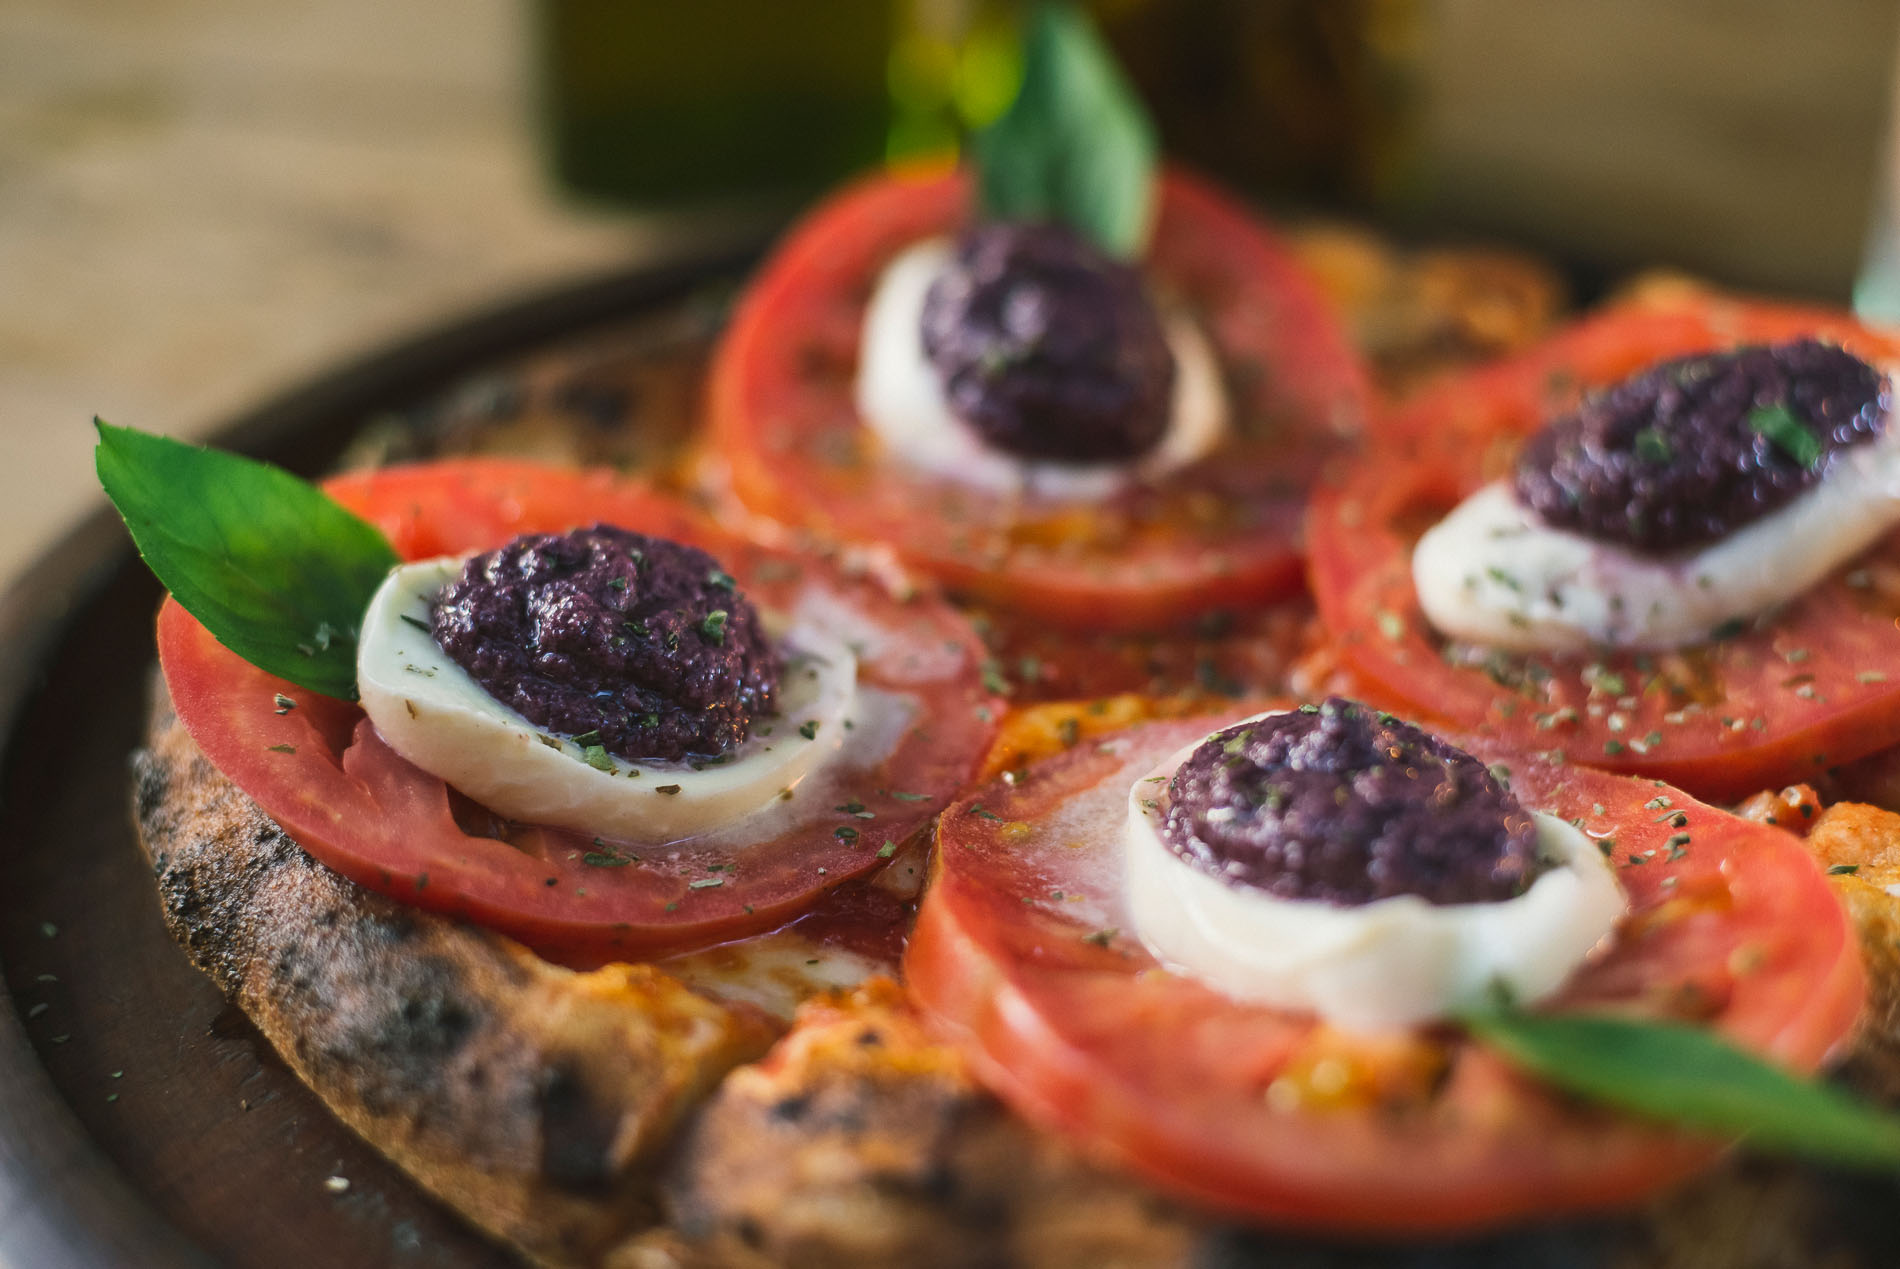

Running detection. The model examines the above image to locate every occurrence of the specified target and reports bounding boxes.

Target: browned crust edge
[132,684,777,1266]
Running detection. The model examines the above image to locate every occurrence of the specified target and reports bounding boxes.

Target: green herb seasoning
[1746,403,1824,467]
[583,851,633,868]
[1632,427,1673,464]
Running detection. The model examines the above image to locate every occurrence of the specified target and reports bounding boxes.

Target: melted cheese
[661,930,891,1024]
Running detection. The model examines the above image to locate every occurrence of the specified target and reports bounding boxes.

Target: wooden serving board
[0,251,748,1269]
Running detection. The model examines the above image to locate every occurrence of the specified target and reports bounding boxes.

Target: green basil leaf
[974,2,1157,258]
[1746,402,1824,467]
[1465,1009,1900,1169]
[95,420,399,699]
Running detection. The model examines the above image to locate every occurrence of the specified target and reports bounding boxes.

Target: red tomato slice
[705,167,1373,634]
[158,458,1001,965]
[1308,295,1900,801]
[1382,289,1900,446]
[906,717,1862,1233]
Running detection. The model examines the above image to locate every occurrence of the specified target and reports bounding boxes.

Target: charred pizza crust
[657,980,1200,1269]
[134,683,778,1265]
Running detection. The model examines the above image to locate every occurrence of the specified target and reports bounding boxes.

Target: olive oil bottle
[535,0,1418,212]
[536,0,897,208]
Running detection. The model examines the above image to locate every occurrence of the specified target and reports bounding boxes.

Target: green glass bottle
[883,0,1423,208]
[537,0,898,209]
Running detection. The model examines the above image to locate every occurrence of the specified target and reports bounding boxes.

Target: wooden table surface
[0,0,678,595]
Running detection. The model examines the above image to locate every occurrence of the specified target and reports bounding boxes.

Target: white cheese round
[357,557,857,844]
[853,237,1228,499]
[1123,730,1625,1032]
[1413,413,1900,653]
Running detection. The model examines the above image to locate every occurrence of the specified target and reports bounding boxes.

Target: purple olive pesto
[430,526,779,764]
[1514,339,1887,554]
[1160,700,1544,907]
[920,221,1176,463]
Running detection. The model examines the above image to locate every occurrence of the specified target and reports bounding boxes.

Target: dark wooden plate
[0,247,752,1269]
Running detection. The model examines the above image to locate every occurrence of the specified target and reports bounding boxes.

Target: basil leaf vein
[1465,1009,1900,1169]
[95,420,399,699]
[975,2,1157,258]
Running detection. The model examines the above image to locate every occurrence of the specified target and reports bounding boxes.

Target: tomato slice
[906,716,1862,1233]
[1307,295,1900,802]
[705,168,1372,634]
[1380,288,1900,447]
[158,458,1001,965]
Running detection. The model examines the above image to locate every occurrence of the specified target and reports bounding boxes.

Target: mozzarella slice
[1123,730,1625,1032]
[1413,420,1900,653]
[854,237,1229,499]
[357,557,857,843]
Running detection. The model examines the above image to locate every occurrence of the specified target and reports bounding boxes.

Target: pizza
[110,9,1900,1267]
[124,297,1900,1268]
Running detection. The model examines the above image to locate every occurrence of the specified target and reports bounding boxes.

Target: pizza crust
[1788,800,1900,1101]
[657,979,1199,1269]
[133,684,777,1266]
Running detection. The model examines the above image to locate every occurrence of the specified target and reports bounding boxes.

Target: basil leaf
[974,2,1157,258]
[95,420,399,699]
[1746,403,1824,467]
[1465,1009,1900,1169]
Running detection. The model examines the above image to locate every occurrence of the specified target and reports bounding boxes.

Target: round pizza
[103,9,1900,1268]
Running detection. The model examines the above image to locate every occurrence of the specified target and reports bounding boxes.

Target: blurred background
[5,0,1900,591]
